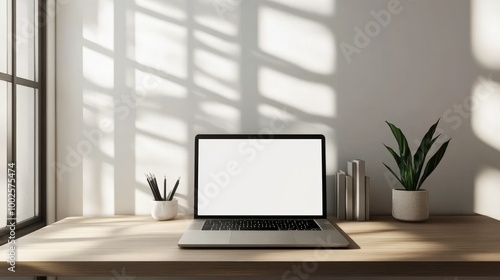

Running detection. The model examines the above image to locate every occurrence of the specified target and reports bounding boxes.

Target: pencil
[153,175,161,201]
[167,177,181,201]
[147,173,162,201]
[145,174,161,201]
[163,176,167,201]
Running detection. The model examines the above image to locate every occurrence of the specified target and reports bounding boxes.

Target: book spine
[354,159,366,221]
[345,175,353,220]
[336,171,346,220]
[347,161,357,218]
[365,176,370,221]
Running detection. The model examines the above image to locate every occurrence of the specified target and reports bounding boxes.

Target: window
[0,0,46,244]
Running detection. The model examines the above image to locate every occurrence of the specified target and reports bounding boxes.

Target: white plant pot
[392,189,429,222]
[151,199,178,221]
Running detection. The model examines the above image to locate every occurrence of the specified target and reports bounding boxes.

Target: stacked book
[336,159,370,221]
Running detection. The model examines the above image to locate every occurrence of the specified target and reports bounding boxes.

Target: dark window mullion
[33,0,37,83]
[7,0,17,226]
[34,88,37,216]
[38,0,46,223]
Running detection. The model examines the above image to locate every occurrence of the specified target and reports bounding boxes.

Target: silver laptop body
[178,134,350,248]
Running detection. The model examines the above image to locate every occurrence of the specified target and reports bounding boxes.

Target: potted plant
[383,119,451,222]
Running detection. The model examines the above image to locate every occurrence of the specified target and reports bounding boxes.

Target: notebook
[178,134,350,248]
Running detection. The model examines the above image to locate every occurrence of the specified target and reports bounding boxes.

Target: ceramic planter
[392,189,429,222]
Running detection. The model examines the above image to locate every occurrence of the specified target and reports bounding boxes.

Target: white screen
[197,137,324,216]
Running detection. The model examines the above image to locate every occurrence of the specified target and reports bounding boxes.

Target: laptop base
[178,219,350,248]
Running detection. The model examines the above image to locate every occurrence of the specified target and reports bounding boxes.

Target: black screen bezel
[194,134,327,219]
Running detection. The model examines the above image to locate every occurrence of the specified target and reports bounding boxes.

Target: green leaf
[417,139,451,189]
[400,157,415,190]
[413,119,440,185]
[385,121,414,190]
[384,144,401,167]
[386,121,412,161]
[383,163,406,189]
[431,133,442,143]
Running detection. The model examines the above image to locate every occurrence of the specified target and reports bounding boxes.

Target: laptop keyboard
[201,219,321,231]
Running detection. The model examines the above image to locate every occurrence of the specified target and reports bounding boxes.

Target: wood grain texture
[1,215,499,276]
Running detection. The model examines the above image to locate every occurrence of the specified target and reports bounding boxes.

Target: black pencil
[145,174,158,201]
[163,176,167,201]
[152,174,162,201]
[146,174,162,201]
[167,177,181,201]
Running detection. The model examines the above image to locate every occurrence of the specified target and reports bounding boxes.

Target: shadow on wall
[56,0,499,219]
[470,0,500,221]
[58,0,338,218]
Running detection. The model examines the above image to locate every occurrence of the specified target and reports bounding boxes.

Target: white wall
[55,0,500,220]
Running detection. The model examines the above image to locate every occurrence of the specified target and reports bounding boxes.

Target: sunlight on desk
[1,215,499,277]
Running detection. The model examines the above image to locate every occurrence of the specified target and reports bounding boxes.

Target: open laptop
[178,134,350,248]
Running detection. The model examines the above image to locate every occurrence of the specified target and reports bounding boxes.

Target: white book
[336,171,346,220]
[365,176,370,221]
[353,159,366,221]
[347,161,357,218]
[345,175,354,220]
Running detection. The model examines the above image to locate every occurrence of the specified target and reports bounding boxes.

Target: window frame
[0,0,46,245]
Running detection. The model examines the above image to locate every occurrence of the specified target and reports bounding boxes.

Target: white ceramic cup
[151,199,178,221]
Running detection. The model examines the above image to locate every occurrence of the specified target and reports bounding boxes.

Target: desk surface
[1,215,499,277]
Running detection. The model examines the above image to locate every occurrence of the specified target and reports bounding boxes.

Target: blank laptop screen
[196,136,324,216]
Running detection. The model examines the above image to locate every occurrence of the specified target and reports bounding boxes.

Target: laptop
[178,134,350,248]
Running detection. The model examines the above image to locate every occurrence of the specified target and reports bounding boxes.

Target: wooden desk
[1,215,499,277]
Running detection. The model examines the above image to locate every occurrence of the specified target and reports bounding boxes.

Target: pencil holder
[151,199,178,221]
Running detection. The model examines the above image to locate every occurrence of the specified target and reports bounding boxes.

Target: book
[345,174,354,220]
[353,159,366,221]
[336,171,346,220]
[347,161,357,218]
[365,176,370,221]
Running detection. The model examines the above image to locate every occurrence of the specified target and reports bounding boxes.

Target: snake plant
[383,119,451,191]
